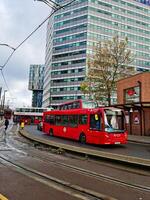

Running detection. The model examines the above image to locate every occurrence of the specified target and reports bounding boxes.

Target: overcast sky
[0,0,50,109]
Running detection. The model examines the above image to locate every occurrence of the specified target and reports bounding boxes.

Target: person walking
[4,118,9,131]
[3,118,9,143]
[20,121,25,129]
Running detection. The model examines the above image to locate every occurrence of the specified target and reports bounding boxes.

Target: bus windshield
[104,108,125,133]
[82,101,98,109]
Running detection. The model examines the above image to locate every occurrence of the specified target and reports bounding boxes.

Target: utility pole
[2,90,7,119]
[0,87,2,119]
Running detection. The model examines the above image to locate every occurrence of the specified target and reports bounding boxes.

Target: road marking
[0,194,8,200]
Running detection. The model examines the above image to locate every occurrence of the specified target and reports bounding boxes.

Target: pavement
[128,135,150,144]
[0,120,4,126]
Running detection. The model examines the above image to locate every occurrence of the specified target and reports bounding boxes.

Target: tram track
[1,125,150,200]
[1,143,150,196]
[7,129,150,177]
[0,155,116,200]
[26,150,150,193]
[5,127,150,189]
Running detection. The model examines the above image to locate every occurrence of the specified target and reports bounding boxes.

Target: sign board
[125,86,140,103]
[134,115,140,124]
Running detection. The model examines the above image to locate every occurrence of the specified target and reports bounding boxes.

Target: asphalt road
[0,163,83,200]
[26,125,150,160]
[0,124,150,200]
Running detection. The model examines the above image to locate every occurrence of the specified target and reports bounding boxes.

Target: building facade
[116,72,150,136]
[28,64,45,107]
[43,0,150,107]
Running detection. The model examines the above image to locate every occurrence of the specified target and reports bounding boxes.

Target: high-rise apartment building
[28,64,45,107]
[43,0,150,108]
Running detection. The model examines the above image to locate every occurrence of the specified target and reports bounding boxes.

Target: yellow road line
[0,194,8,200]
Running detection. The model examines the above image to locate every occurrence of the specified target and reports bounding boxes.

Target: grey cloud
[0,0,50,108]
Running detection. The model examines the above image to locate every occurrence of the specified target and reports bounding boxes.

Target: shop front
[116,72,150,136]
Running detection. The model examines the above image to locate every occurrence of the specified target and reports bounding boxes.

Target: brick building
[116,72,150,136]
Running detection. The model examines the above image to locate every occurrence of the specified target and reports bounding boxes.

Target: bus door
[89,113,103,143]
[78,114,88,136]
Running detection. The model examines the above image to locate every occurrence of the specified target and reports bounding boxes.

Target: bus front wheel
[79,133,86,144]
[49,129,53,136]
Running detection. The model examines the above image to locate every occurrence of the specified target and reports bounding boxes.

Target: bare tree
[81,36,135,106]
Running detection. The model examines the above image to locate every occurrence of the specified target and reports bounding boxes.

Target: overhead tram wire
[1,11,56,70]
[1,0,77,70]
[35,0,76,10]
[0,11,58,101]
[35,0,62,10]
[0,0,77,99]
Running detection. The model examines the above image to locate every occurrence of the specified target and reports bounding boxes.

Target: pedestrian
[4,118,9,131]
[20,121,25,129]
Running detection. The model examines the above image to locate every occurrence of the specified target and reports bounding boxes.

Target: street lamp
[2,90,7,114]
[0,43,16,69]
[0,43,15,51]
[0,90,7,119]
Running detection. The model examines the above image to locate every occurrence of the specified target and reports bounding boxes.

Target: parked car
[37,121,43,131]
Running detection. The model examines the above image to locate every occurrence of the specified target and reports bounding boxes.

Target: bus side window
[64,105,68,110]
[76,102,80,109]
[70,104,73,109]
[68,104,72,109]
[61,115,69,126]
[72,102,76,109]
[49,115,55,125]
[79,115,88,125]
[73,102,79,109]
[56,115,61,125]
[45,115,50,123]
[69,115,78,127]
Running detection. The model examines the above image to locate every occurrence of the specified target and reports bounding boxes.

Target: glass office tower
[43,0,150,108]
[29,64,45,107]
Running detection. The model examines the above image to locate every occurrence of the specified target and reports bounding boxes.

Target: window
[45,115,50,123]
[69,115,78,127]
[90,114,101,130]
[56,115,61,125]
[74,102,80,108]
[104,109,125,132]
[49,115,55,125]
[79,115,88,125]
[61,115,69,126]
[72,102,79,109]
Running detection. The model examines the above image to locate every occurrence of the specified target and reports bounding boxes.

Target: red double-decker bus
[43,107,127,145]
[58,99,98,110]
[13,107,51,125]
